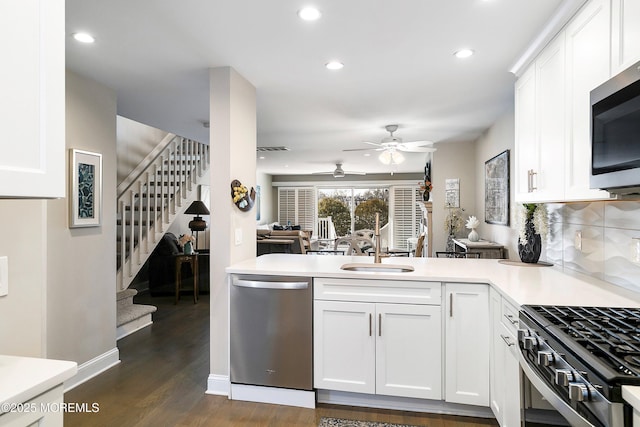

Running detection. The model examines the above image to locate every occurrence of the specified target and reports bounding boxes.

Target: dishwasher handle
[232,277,309,290]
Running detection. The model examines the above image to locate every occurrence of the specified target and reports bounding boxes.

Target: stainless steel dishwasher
[230,274,313,391]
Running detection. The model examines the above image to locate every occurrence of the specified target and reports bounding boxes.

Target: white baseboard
[64,348,120,391]
[206,374,230,396]
[230,384,316,409]
[316,390,493,419]
[116,314,153,340]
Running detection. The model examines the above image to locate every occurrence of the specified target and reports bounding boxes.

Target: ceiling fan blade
[400,140,434,147]
[363,141,383,147]
[396,145,437,153]
[342,147,383,152]
[343,171,367,175]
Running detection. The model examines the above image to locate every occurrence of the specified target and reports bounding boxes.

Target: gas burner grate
[527,305,640,378]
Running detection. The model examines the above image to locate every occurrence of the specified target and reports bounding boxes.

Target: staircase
[116,134,209,335]
[116,288,156,339]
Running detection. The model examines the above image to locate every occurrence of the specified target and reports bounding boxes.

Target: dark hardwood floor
[64,291,498,427]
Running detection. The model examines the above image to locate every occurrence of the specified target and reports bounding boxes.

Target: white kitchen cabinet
[0,0,65,198]
[564,0,614,201]
[515,35,566,202]
[611,0,640,74]
[489,288,522,427]
[313,278,442,400]
[444,283,490,407]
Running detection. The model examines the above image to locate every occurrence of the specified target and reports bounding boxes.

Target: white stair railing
[116,136,209,290]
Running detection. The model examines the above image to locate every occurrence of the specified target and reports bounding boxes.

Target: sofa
[256,228,312,255]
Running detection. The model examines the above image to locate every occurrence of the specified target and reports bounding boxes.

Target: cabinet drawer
[501,299,520,336]
[314,277,441,305]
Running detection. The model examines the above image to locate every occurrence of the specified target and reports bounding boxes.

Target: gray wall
[116,116,170,185]
[46,71,118,363]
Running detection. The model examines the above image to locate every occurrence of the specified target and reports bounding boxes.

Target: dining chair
[334,236,374,255]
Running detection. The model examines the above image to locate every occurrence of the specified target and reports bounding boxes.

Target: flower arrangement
[232,183,249,208]
[465,216,480,230]
[517,203,548,243]
[419,180,433,193]
[444,207,465,236]
[178,234,195,247]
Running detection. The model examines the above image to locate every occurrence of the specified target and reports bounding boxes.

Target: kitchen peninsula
[226,254,640,425]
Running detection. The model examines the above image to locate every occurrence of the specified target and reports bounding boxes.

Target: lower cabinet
[314,279,442,400]
[489,288,522,427]
[444,283,490,406]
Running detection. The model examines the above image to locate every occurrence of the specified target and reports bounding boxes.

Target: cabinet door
[565,0,613,201]
[314,300,375,394]
[489,289,506,423]
[534,34,566,202]
[611,0,640,74]
[376,303,442,400]
[445,283,490,406]
[502,324,522,427]
[515,65,538,202]
[0,0,65,197]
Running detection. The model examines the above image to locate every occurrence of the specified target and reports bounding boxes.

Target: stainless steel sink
[340,263,414,273]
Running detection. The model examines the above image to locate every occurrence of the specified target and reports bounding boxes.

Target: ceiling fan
[312,163,366,178]
[344,125,436,164]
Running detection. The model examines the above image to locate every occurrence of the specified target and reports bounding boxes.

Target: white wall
[256,172,273,225]
[473,107,519,259]
[0,200,47,356]
[45,71,118,363]
[116,116,169,185]
[209,67,256,391]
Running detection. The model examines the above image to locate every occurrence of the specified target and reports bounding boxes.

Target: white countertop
[623,386,640,412]
[0,355,77,413]
[226,254,640,308]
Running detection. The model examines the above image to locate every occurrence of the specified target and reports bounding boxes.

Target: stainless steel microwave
[590,60,640,195]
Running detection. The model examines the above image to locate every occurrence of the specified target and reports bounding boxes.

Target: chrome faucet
[374,213,386,264]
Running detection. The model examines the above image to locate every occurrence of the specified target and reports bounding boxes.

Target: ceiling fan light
[378,150,405,165]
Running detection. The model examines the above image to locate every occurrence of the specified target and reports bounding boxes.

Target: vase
[183,241,194,255]
[422,190,430,202]
[518,220,541,263]
[468,228,479,242]
[446,233,455,252]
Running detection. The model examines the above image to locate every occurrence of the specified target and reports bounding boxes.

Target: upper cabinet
[514,0,640,202]
[0,0,65,198]
[611,0,640,74]
[515,35,566,202]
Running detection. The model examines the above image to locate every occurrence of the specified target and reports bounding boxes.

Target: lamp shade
[185,200,210,215]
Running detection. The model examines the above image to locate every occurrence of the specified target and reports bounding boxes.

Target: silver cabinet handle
[501,334,515,347]
[449,293,453,317]
[369,313,372,336]
[530,170,537,191]
[504,314,519,326]
[379,313,382,337]
[232,278,308,289]
[527,170,532,193]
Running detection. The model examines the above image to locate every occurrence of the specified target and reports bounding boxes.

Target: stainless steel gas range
[518,305,640,427]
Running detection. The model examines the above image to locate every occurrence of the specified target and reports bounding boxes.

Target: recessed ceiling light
[258,156,265,160]
[364,153,371,157]
[454,49,474,59]
[325,61,344,70]
[298,7,321,21]
[72,32,95,43]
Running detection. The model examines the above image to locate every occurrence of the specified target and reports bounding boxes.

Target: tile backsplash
[545,201,640,294]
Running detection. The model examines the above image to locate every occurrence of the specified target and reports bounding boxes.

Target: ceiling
[65,0,565,176]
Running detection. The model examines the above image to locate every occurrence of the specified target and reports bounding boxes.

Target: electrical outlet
[235,228,242,246]
[631,238,640,264]
[0,256,8,297]
[574,230,582,252]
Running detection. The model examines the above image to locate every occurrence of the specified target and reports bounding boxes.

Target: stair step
[117,288,138,301]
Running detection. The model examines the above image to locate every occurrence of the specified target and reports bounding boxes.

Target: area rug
[318,417,420,427]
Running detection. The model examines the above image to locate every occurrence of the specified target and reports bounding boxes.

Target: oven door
[517,349,596,427]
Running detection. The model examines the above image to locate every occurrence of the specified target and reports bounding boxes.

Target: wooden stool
[174,254,199,304]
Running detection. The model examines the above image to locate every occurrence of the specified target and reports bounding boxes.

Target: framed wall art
[484,149,509,226]
[69,149,103,228]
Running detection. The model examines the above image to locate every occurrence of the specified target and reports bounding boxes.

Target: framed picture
[485,149,509,225]
[69,149,102,228]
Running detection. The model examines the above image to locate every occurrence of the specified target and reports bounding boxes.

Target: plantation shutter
[278,187,316,230]
[390,186,421,250]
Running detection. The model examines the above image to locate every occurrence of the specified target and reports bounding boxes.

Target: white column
[208,67,257,393]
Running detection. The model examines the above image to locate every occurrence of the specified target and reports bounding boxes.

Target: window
[390,186,422,250]
[317,187,389,236]
[277,187,316,230]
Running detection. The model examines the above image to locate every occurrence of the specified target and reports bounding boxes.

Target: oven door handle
[517,347,595,427]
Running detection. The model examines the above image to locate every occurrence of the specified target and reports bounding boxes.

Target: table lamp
[185,200,210,250]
